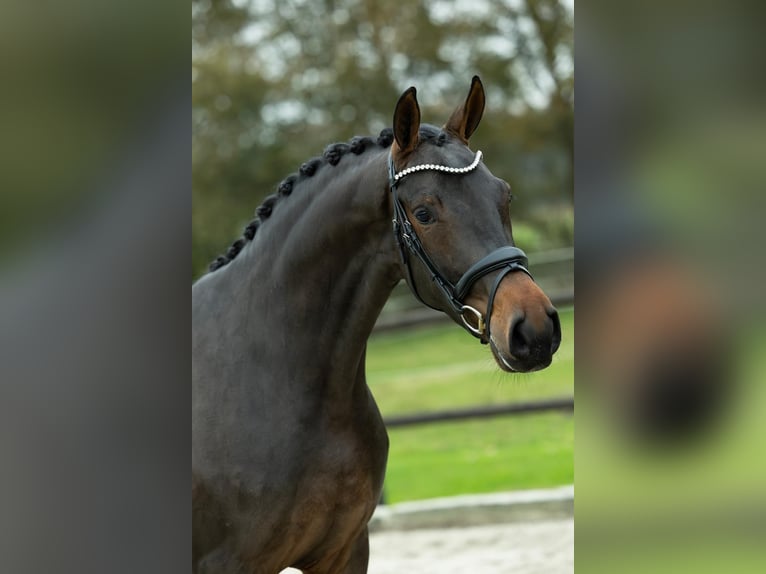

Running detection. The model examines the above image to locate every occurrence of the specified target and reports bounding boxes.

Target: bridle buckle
[460,305,486,338]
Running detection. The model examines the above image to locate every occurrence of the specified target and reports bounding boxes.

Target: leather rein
[388,149,532,344]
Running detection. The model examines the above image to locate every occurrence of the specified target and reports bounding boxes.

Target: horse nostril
[508,309,561,360]
[509,316,532,359]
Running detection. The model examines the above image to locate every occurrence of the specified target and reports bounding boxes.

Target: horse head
[389,76,561,373]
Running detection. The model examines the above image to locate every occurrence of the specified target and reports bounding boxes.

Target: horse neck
[214,149,400,397]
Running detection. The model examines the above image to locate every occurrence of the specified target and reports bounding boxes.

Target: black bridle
[388,149,532,344]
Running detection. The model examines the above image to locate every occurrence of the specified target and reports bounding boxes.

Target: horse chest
[262,423,385,568]
[294,424,386,517]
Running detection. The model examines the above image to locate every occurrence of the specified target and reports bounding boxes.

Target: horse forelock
[206,125,453,274]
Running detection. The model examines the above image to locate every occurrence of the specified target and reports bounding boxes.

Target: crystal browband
[391,150,483,185]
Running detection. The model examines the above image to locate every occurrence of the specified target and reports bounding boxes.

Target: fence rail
[378,396,573,504]
[384,396,574,429]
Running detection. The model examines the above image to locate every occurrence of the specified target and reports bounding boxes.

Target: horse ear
[392,87,421,155]
[444,75,485,143]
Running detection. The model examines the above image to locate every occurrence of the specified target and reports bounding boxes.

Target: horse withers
[192,76,561,573]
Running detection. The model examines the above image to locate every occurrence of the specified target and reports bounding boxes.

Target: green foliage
[511,222,545,253]
[192,0,574,278]
[527,202,575,249]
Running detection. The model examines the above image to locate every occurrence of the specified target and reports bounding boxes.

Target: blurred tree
[192,0,573,277]
[522,0,574,198]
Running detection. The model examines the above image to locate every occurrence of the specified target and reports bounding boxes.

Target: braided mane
[207,125,449,273]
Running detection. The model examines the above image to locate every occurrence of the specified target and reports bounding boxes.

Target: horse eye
[413,208,434,224]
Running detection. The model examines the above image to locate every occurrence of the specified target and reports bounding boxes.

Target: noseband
[388,149,532,344]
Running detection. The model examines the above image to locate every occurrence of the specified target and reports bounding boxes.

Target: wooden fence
[384,396,574,428]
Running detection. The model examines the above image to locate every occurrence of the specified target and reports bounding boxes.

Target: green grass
[366,308,574,503]
[384,414,573,503]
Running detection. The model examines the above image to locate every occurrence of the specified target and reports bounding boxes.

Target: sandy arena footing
[283,486,574,573]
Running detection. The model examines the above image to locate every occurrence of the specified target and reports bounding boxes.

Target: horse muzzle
[484,274,562,373]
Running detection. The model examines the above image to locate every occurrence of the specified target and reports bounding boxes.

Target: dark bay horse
[192,77,561,573]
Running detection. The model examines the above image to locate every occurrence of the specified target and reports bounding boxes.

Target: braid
[206,128,400,273]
